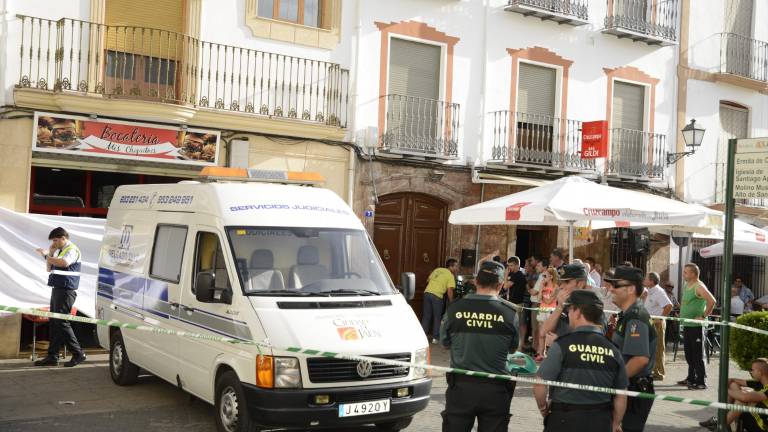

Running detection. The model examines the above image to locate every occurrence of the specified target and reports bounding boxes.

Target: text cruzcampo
[568,344,615,364]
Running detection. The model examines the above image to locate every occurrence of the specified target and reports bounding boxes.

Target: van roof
[110,182,364,230]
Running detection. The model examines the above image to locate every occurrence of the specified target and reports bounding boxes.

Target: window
[517,63,557,161]
[106,51,136,79]
[150,225,188,282]
[257,0,323,28]
[144,58,177,85]
[193,232,230,294]
[611,81,646,171]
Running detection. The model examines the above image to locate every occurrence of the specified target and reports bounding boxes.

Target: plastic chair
[22,306,78,361]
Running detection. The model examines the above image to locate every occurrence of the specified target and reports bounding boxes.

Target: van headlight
[275,357,302,388]
[413,348,429,378]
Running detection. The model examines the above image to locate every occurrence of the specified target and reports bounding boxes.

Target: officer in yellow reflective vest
[34,227,86,367]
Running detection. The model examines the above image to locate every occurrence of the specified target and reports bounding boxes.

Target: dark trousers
[623,378,654,432]
[683,326,706,385]
[442,375,514,432]
[47,288,82,358]
[545,406,612,432]
[421,293,444,339]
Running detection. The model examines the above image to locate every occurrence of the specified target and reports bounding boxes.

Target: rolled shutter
[724,0,753,37]
[105,0,186,59]
[388,38,441,100]
[612,81,645,131]
[517,63,556,117]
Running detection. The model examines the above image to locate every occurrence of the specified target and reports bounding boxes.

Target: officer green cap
[557,263,588,281]
[564,289,604,309]
[604,265,643,285]
[478,260,505,283]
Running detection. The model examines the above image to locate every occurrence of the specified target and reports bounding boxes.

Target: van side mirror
[195,272,232,304]
[400,272,415,301]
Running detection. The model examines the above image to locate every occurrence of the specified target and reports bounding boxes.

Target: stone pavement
[0,346,744,431]
[406,344,743,432]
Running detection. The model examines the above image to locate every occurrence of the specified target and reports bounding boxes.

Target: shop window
[91,171,141,208]
[150,225,188,283]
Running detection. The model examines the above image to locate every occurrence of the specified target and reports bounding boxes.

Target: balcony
[603,0,678,46]
[380,94,460,159]
[606,128,666,180]
[488,111,596,173]
[504,0,589,26]
[718,33,768,87]
[14,16,349,130]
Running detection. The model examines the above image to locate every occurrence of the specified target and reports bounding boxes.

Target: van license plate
[338,399,390,417]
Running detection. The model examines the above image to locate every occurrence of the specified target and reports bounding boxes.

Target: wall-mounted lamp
[667,118,705,166]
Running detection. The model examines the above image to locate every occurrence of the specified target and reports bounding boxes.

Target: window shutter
[612,81,645,131]
[517,63,556,117]
[388,38,441,100]
[105,0,186,59]
[724,0,753,37]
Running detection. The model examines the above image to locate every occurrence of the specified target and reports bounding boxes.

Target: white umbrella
[449,176,716,259]
[699,221,768,258]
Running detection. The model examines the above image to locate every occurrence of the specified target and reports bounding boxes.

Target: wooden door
[373,193,448,318]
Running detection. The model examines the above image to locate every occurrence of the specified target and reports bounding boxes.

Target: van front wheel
[215,371,259,432]
[110,332,139,386]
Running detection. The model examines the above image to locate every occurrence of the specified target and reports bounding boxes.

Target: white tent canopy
[449,176,719,258]
[699,221,768,258]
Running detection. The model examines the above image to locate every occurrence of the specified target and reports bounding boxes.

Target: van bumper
[241,378,432,429]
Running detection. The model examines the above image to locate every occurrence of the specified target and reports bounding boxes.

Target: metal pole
[676,233,684,305]
[568,221,574,263]
[474,183,486,273]
[716,138,736,432]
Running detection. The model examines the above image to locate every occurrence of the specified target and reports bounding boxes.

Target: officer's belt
[449,372,513,384]
[550,402,612,412]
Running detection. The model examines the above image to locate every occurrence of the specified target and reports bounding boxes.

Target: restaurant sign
[32,112,220,166]
[581,120,608,159]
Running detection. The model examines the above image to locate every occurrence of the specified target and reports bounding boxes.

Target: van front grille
[306,353,411,383]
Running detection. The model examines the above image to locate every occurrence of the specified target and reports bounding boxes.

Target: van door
[143,223,187,381]
[177,227,246,400]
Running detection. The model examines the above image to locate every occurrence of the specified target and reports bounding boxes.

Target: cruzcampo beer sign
[32,112,220,166]
[581,120,608,159]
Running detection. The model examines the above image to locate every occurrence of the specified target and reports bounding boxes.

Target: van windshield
[226,227,397,296]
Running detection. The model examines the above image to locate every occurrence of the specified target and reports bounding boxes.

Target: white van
[96,168,431,432]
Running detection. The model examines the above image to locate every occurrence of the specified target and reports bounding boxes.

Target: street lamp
[667,119,705,166]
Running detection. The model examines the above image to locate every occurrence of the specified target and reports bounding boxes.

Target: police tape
[2,303,768,417]
[520,304,768,337]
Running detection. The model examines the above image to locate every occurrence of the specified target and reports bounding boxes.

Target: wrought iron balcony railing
[505,0,589,25]
[380,94,460,158]
[489,111,596,172]
[606,128,666,178]
[15,16,349,127]
[603,0,678,45]
[720,33,768,82]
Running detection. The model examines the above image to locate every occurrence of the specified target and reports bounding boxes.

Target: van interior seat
[249,249,285,291]
[288,245,329,289]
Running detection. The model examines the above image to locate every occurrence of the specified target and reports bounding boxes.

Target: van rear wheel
[375,416,413,431]
[215,370,259,432]
[110,331,139,385]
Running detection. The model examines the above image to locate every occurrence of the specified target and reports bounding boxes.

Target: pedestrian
[533,289,628,432]
[734,275,755,312]
[699,357,768,431]
[730,285,745,320]
[529,258,547,358]
[642,272,672,381]
[585,257,603,289]
[663,282,680,309]
[505,256,528,351]
[606,266,657,432]
[550,248,566,270]
[535,266,558,361]
[677,263,716,390]
[422,258,460,344]
[33,227,87,367]
[440,260,519,432]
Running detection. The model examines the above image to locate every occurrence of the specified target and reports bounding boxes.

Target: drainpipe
[347,0,362,206]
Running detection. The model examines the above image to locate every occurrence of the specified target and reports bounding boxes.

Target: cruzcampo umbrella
[448,176,716,259]
[699,221,768,258]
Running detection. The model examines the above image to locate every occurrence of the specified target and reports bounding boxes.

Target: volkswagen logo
[356,360,373,378]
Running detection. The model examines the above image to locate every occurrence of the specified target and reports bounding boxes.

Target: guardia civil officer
[534,290,628,432]
[440,260,519,432]
[606,266,657,432]
[33,227,86,367]
[541,263,590,340]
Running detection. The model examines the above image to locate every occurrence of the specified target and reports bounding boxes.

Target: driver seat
[288,245,329,289]
[249,249,285,291]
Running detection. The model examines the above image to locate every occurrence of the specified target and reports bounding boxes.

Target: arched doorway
[373,192,449,318]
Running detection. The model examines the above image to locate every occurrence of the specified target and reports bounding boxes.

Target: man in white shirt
[643,272,673,381]
[730,286,745,320]
[585,257,602,289]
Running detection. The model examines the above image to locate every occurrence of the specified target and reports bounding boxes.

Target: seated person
[755,294,768,311]
[699,358,768,431]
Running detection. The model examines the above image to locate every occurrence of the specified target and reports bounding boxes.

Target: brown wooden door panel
[410,227,444,317]
[375,195,407,220]
[372,223,404,283]
[412,198,446,225]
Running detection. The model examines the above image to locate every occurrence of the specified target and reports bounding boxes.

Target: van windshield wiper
[321,289,381,296]
[247,290,327,297]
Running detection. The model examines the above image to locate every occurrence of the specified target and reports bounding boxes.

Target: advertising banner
[33,112,220,166]
[581,120,608,159]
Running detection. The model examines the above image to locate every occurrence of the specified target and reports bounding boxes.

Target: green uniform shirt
[538,326,628,404]
[439,294,518,375]
[424,267,456,298]
[681,281,707,328]
[612,300,657,377]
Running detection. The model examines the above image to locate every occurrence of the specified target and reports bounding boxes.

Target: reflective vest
[47,242,81,290]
